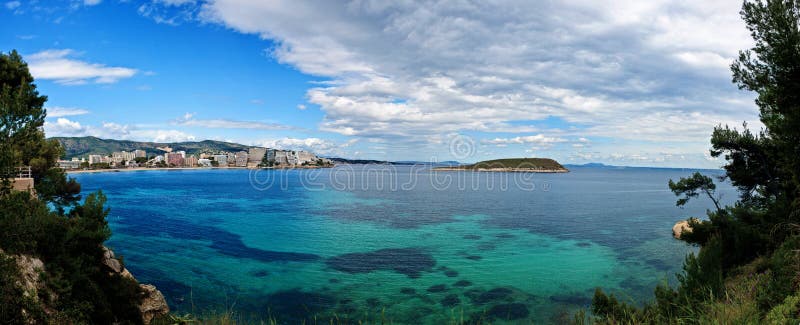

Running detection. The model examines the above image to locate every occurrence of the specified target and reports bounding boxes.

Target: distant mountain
[51,136,256,159]
[564,162,618,168]
[328,158,417,165]
[394,160,462,166]
[564,162,724,172]
[327,158,462,166]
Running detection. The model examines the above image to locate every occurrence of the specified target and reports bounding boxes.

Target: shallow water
[74,165,733,324]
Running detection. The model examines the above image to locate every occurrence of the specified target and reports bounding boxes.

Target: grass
[576,257,794,325]
[150,306,543,325]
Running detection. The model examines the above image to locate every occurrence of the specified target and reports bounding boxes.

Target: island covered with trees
[434,158,569,173]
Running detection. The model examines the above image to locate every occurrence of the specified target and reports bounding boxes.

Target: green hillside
[51,136,257,159]
[461,158,566,170]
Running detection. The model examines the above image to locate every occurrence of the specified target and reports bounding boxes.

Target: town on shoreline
[57,147,334,172]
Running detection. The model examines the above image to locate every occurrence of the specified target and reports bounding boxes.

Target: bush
[0,191,144,324]
[766,294,800,324]
[758,236,800,311]
[0,254,28,324]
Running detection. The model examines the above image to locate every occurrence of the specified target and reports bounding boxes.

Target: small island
[434,158,569,173]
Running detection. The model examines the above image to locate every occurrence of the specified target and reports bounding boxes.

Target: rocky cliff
[0,247,169,324]
[101,246,170,324]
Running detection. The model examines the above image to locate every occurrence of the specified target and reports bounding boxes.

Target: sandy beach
[65,165,333,174]
[65,167,246,174]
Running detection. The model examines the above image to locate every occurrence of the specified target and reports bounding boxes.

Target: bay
[74,165,733,324]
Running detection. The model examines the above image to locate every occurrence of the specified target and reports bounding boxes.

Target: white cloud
[138,0,197,25]
[297,104,306,110]
[145,130,196,142]
[155,0,196,5]
[189,0,757,150]
[46,106,90,117]
[572,137,590,148]
[5,1,20,10]
[100,122,131,138]
[255,137,338,154]
[674,51,731,76]
[27,49,137,84]
[43,117,196,143]
[83,0,102,6]
[44,118,85,135]
[172,113,295,130]
[481,134,566,147]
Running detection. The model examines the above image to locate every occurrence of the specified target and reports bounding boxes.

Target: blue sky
[1,0,762,167]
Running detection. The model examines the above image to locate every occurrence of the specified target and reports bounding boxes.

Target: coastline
[432,167,569,173]
[65,165,332,174]
[66,167,245,174]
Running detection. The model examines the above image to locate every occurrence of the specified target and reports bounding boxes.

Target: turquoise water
[74,166,732,323]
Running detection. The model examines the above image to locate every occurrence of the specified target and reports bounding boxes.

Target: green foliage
[675,237,724,304]
[731,1,800,196]
[463,158,566,170]
[0,50,144,323]
[36,166,82,214]
[668,172,722,211]
[758,236,800,310]
[710,124,778,206]
[91,162,112,169]
[766,293,800,324]
[259,152,271,167]
[590,288,641,322]
[0,253,32,324]
[0,51,47,166]
[0,189,144,323]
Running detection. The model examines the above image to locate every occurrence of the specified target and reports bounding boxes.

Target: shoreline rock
[102,246,169,324]
[672,218,698,239]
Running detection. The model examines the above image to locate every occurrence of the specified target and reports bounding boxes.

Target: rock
[672,218,697,239]
[427,284,447,293]
[486,303,529,320]
[15,255,45,297]
[102,246,168,324]
[121,268,134,279]
[1,248,45,298]
[1,249,57,320]
[139,284,170,324]
[102,246,123,273]
[441,294,460,307]
[3,246,168,324]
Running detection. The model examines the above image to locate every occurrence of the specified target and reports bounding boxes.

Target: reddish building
[166,152,185,166]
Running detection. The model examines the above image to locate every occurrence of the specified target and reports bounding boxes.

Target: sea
[73,165,734,324]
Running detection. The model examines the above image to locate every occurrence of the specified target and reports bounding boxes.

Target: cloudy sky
[1,0,761,167]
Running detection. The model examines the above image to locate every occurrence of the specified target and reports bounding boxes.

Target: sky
[0,0,763,168]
